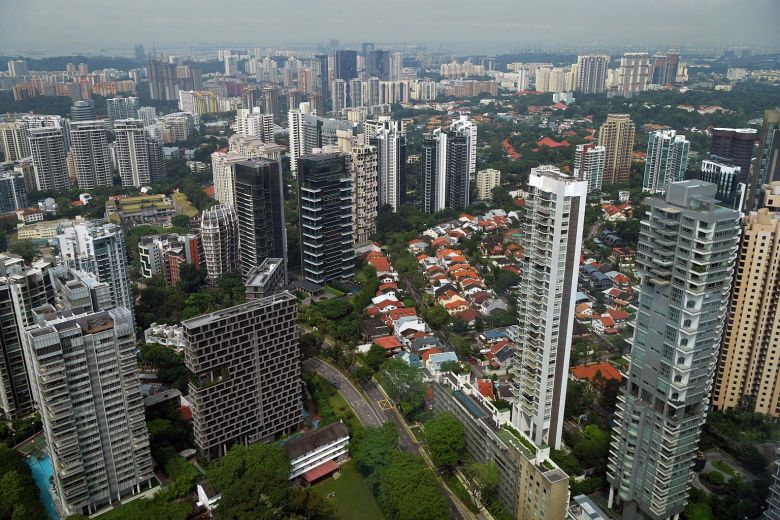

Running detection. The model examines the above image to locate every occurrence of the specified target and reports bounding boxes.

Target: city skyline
[1,0,779,55]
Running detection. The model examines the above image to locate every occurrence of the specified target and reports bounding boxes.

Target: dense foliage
[0,443,47,520]
[424,412,466,470]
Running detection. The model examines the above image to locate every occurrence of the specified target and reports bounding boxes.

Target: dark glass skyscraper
[314,54,329,111]
[297,154,354,284]
[709,128,757,183]
[335,50,358,81]
[367,50,390,80]
[234,159,287,279]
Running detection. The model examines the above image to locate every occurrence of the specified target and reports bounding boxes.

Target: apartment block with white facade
[574,143,606,194]
[69,120,112,189]
[510,166,587,449]
[476,168,501,200]
[643,129,690,194]
[200,205,239,281]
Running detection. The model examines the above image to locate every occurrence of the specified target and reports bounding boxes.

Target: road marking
[377,399,394,410]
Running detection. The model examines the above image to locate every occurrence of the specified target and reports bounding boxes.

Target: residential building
[421,128,448,214]
[476,168,501,200]
[349,143,378,244]
[709,128,757,182]
[147,56,178,101]
[104,194,175,226]
[713,182,780,416]
[331,79,347,114]
[510,166,587,449]
[144,323,185,351]
[643,129,690,194]
[224,54,238,76]
[298,153,354,284]
[70,100,96,122]
[446,122,473,211]
[575,55,609,94]
[367,50,390,80]
[697,158,744,209]
[25,290,152,515]
[0,255,53,418]
[138,233,202,285]
[598,114,635,185]
[137,106,157,127]
[0,121,31,161]
[335,50,358,81]
[182,291,300,461]
[28,125,68,191]
[106,96,139,127]
[433,374,569,519]
[245,258,286,300]
[234,108,274,142]
[366,117,406,211]
[178,90,219,115]
[200,205,239,281]
[767,459,780,520]
[748,109,780,210]
[574,144,606,194]
[608,181,740,520]
[68,120,112,189]
[288,102,353,175]
[114,119,166,187]
[234,159,287,279]
[7,59,28,77]
[616,53,650,97]
[650,52,679,85]
[211,150,243,208]
[314,54,329,110]
[450,115,477,176]
[57,222,135,324]
[348,78,363,108]
[0,171,28,215]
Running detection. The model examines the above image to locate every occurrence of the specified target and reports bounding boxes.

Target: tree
[351,424,398,486]
[178,263,207,294]
[424,412,465,470]
[0,443,47,520]
[8,239,37,263]
[353,365,373,387]
[564,380,596,420]
[299,333,322,359]
[423,305,450,329]
[381,359,426,418]
[493,269,520,294]
[376,452,449,520]
[170,214,190,229]
[572,425,610,471]
[464,462,499,504]
[366,343,388,372]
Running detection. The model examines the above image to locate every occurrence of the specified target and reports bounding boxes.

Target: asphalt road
[302,357,383,427]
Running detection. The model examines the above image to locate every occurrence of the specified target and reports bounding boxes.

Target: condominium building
[476,168,501,200]
[433,374,569,519]
[616,53,650,98]
[421,128,448,214]
[334,50,358,81]
[288,102,353,175]
[68,120,112,189]
[575,55,609,94]
[28,125,68,191]
[697,158,744,209]
[245,258,286,300]
[25,287,152,516]
[114,119,165,187]
[70,101,96,122]
[349,144,378,243]
[608,181,740,520]
[200,205,239,281]
[137,106,157,127]
[574,143,606,194]
[450,115,477,176]
[106,96,139,127]
[643,129,690,194]
[0,255,54,418]
[147,57,178,101]
[0,121,31,161]
[182,291,300,461]
[234,108,274,142]
[598,114,635,185]
[0,171,28,215]
[349,78,363,108]
[714,182,780,416]
[650,52,679,86]
[709,128,757,182]
[138,233,202,285]
[234,159,287,279]
[510,167,587,449]
[178,90,219,115]
[748,109,780,210]
[365,117,406,211]
[57,222,134,325]
[331,79,347,114]
[298,153,354,284]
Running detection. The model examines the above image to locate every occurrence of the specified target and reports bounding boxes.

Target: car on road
[329,379,341,389]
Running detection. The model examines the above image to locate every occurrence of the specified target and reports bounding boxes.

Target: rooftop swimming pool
[26,454,59,520]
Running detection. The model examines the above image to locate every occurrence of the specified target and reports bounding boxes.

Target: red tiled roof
[374,336,403,350]
[458,309,478,322]
[421,347,444,361]
[570,363,622,382]
[537,136,570,148]
[203,185,215,197]
[477,379,494,399]
[302,460,340,483]
[388,307,417,321]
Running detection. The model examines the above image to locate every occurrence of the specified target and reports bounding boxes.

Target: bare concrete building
[183,291,300,461]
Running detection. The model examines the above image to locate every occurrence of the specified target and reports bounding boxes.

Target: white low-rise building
[144,322,186,351]
[283,421,350,482]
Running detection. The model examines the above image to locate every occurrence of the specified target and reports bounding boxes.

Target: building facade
[114,119,153,187]
[575,55,609,94]
[607,181,740,520]
[28,125,68,191]
[643,129,690,194]
[749,109,780,210]
[350,144,378,244]
[182,292,300,461]
[616,53,650,98]
[709,128,757,182]
[200,205,239,281]
[69,120,112,189]
[574,143,606,194]
[234,159,287,279]
[421,128,448,214]
[106,96,140,127]
[713,182,780,416]
[298,154,354,284]
[697,158,743,209]
[510,167,587,449]
[366,117,406,211]
[0,121,31,162]
[598,114,635,185]
[138,233,202,285]
[476,168,501,200]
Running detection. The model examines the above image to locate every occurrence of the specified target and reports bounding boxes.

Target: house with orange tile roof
[477,379,495,400]
[373,335,403,356]
[592,314,618,334]
[570,362,622,383]
[444,300,469,315]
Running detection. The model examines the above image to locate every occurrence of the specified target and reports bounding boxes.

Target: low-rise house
[610,247,636,270]
[425,351,459,373]
[144,323,186,351]
[284,421,350,483]
[591,314,618,334]
[373,335,404,356]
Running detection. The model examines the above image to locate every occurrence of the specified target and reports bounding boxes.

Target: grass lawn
[713,459,737,477]
[324,286,346,297]
[314,461,384,520]
[328,392,362,433]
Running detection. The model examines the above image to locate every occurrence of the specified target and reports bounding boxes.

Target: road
[303,357,474,520]
[302,357,383,427]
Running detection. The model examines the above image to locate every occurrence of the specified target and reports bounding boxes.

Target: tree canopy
[424,412,466,470]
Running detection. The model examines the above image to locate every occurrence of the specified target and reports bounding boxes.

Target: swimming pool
[25,454,59,520]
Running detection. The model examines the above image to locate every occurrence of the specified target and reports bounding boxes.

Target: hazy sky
[1,0,778,55]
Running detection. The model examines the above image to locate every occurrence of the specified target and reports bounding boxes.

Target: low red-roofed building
[477,379,495,400]
[571,362,622,383]
[388,307,417,322]
[457,309,477,325]
[374,336,403,355]
[421,347,444,362]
